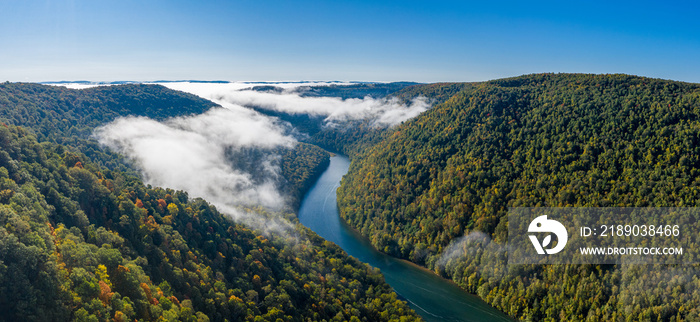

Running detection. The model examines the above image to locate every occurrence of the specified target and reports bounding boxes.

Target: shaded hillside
[0,83,216,142]
[392,82,473,106]
[280,143,331,207]
[297,82,420,99]
[338,73,700,320]
[0,83,216,171]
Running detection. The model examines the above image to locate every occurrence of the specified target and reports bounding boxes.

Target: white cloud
[49,81,429,127]
[94,106,297,236]
[157,82,429,127]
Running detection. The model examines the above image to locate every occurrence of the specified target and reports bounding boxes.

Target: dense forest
[0,83,216,172]
[338,73,700,320]
[0,83,420,321]
[279,143,330,207]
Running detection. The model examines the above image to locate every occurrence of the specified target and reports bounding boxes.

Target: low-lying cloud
[217,91,428,127]
[94,106,298,236]
[158,82,429,127]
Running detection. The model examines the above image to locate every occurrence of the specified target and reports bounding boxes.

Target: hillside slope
[0,83,420,321]
[0,123,418,322]
[0,83,217,171]
[338,73,700,320]
[0,83,331,206]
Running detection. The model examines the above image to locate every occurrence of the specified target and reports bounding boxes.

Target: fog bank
[94,106,297,235]
[157,82,428,127]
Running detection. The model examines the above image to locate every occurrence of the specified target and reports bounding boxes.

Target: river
[298,155,512,322]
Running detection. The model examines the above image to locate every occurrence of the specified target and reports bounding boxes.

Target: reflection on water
[298,155,512,322]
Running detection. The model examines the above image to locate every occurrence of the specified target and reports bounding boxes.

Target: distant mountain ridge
[41,80,418,86]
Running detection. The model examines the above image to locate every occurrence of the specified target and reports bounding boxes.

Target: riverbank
[297,155,512,322]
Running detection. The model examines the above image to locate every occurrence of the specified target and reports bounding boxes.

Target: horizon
[34,72,700,86]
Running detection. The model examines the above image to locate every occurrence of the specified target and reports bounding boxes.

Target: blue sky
[1,0,699,82]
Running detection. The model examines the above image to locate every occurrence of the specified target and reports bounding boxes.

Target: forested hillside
[0,83,332,206]
[0,83,420,321]
[0,83,216,171]
[0,125,418,321]
[338,73,700,320]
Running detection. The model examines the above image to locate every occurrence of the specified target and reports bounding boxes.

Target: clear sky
[1,0,699,83]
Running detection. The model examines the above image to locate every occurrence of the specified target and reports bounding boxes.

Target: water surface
[298,155,512,322]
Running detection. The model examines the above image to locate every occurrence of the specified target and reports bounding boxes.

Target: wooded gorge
[5,73,700,321]
[0,83,419,321]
